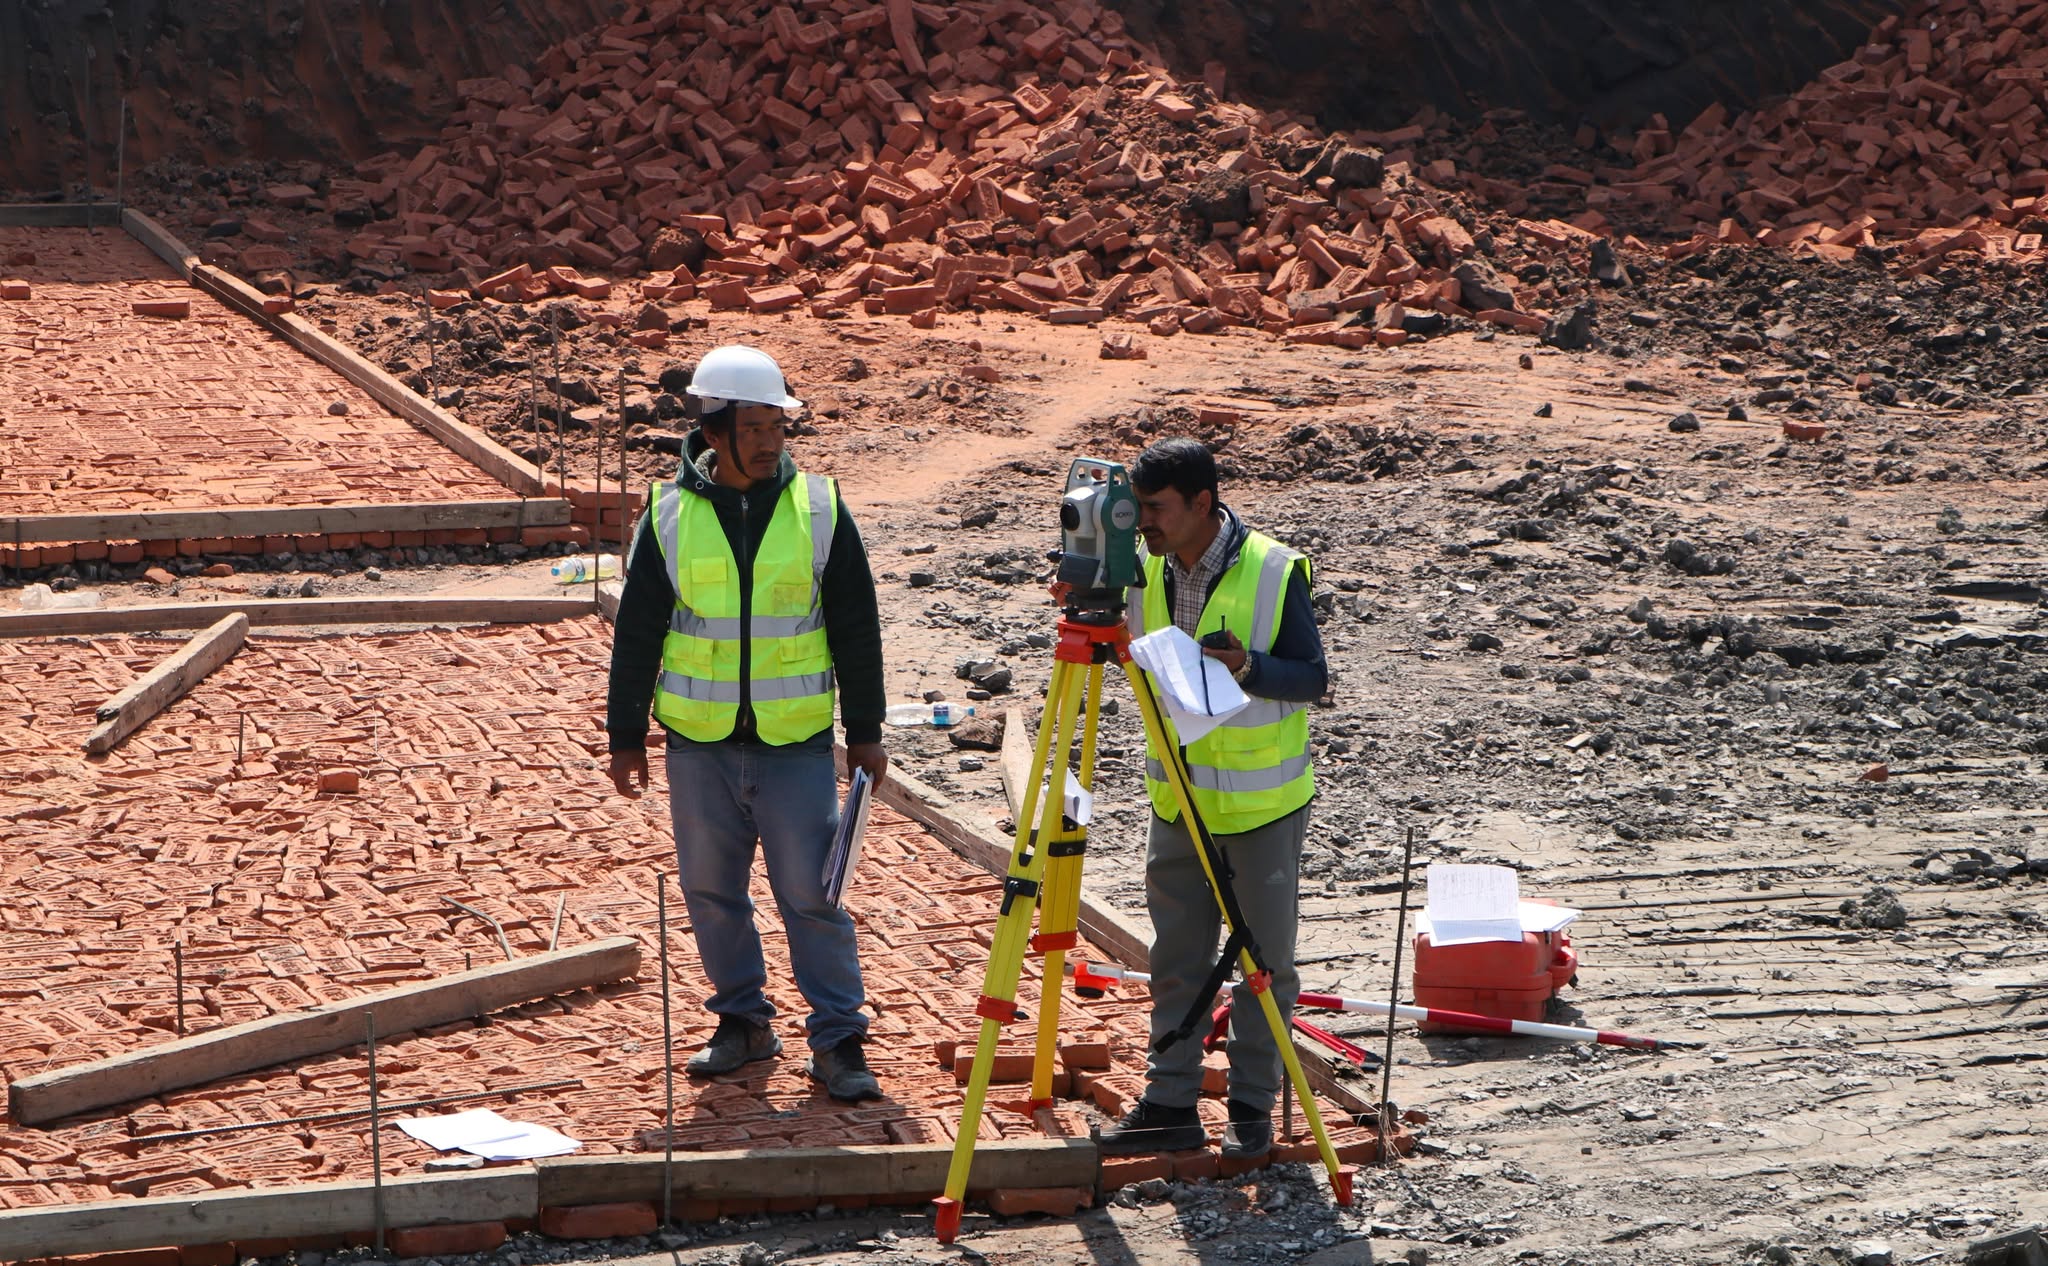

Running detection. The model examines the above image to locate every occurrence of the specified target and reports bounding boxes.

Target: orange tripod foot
[1333,1165,1357,1206]
[933,1196,962,1243]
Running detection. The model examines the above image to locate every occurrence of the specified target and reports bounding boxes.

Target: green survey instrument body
[1055,457,1140,603]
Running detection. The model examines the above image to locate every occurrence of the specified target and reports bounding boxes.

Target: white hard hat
[685,344,803,411]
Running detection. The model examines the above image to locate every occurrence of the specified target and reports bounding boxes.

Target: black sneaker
[1221,1098,1271,1159]
[807,1035,883,1101]
[685,1014,780,1076]
[1097,1098,1205,1155]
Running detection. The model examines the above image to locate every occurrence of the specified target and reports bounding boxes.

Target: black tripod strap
[1154,927,1248,1054]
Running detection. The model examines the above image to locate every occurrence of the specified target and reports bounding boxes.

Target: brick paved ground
[0,618,1380,1210]
[0,227,508,520]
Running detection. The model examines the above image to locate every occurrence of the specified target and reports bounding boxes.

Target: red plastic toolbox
[1412,929,1576,1034]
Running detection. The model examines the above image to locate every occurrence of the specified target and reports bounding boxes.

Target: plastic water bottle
[550,553,620,584]
[884,702,979,727]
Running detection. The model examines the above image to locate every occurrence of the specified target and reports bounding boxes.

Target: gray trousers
[1141,804,1306,1113]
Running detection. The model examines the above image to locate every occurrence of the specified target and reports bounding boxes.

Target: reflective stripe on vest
[1137,529,1314,835]
[649,473,838,744]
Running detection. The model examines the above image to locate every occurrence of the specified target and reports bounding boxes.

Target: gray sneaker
[807,1035,883,1101]
[685,1015,780,1076]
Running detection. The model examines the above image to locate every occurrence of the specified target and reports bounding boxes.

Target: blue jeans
[664,739,868,1051]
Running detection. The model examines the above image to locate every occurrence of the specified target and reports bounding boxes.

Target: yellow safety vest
[1132,529,1314,835]
[648,473,838,745]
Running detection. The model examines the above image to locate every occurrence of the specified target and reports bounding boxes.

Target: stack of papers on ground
[398,1108,581,1160]
[1417,863,1581,945]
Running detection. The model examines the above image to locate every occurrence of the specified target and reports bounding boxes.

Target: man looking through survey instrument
[1095,437,1327,1162]
[605,343,888,1102]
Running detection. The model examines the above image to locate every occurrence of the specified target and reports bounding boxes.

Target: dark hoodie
[606,431,885,750]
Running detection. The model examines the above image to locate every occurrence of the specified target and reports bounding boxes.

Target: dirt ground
[16,252,2048,1265]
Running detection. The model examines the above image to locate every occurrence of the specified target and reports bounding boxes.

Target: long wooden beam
[0,1170,537,1260]
[9,936,641,1125]
[2,498,570,545]
[535,1139,1096,1206]
[0,594,598,639]
[837,748,1153,983]
[186,260,547,496]
[85,613,248,754]
[120,206,198,274]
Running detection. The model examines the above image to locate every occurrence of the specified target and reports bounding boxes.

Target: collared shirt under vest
[647,471,839,745]
[1129,529,1315,835]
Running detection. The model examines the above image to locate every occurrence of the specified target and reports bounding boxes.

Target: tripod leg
[1117,658,1354,1206]
[937,656,1091,1242]
[1029,661,1103,1108]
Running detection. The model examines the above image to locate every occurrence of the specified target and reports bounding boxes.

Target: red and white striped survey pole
[1070,961,1695,1052]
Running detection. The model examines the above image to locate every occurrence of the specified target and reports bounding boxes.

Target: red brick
[1168,1149,1220,1182]
[0,279,29,300]
[317,768,360,794]
[676,1197,722,1222]
[1100,1154,1172,1188]
[538,1202,658,1240]
[988,1186,1089,1217]
[132,298,192,318]
[176,1245,234,1266]
[229,1240,290,1259]
[109,542,143,564]
[35,1253,180,1266]
[290,534,328,553]
[386,1222,506,1259]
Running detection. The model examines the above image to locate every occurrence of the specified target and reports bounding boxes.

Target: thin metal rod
[618,398,630,557]
[135,1079,584,1147]
[442,896,514,961]
[173,942,184,1036]
[1378,826,1414,1165]
[235,712,246,764]
[368,1014,386,1257]
[549,895,566,952]
[82,47,94,231]
[550,312,566,491]
[530,356,544,485]
[424,289,437,401]
[115,97,126,211]
[659,876,675,1228]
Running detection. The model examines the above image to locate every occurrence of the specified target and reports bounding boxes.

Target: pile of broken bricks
[1617,0,2048,266]
[261,0,1539,351]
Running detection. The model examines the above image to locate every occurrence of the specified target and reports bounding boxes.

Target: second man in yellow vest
[606,344,889,1102]
[1096,438,1326,1162]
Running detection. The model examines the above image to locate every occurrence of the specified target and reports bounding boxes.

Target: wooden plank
[2,498,570,545]
[121,207,200,276]
[0,595,597,639]
[0,1169,537,1259]
[535,1139,1096,1206]
[9,936,640,1125]
[844,751,1154,972]
[998,706,1036,823]
[85,613,248,754]
[596,579,624,622]
[187,264,547,496]
[0,202,103,227]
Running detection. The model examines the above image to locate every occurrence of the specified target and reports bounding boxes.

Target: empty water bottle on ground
[885,702,977,727]
[550,553,620,584]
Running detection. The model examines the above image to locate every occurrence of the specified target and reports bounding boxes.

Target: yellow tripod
[932,609,1353,1243]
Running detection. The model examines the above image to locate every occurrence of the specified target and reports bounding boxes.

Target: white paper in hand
[1128,626,1247,745]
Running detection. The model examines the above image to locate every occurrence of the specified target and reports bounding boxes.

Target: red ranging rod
[1071,961,1699,1052]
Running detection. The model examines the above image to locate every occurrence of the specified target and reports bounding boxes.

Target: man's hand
[607,749,649,798]
[847,741,889,788]
[1201,629,1248,675]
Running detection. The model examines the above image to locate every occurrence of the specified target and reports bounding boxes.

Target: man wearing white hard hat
[606,343,889,1101]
